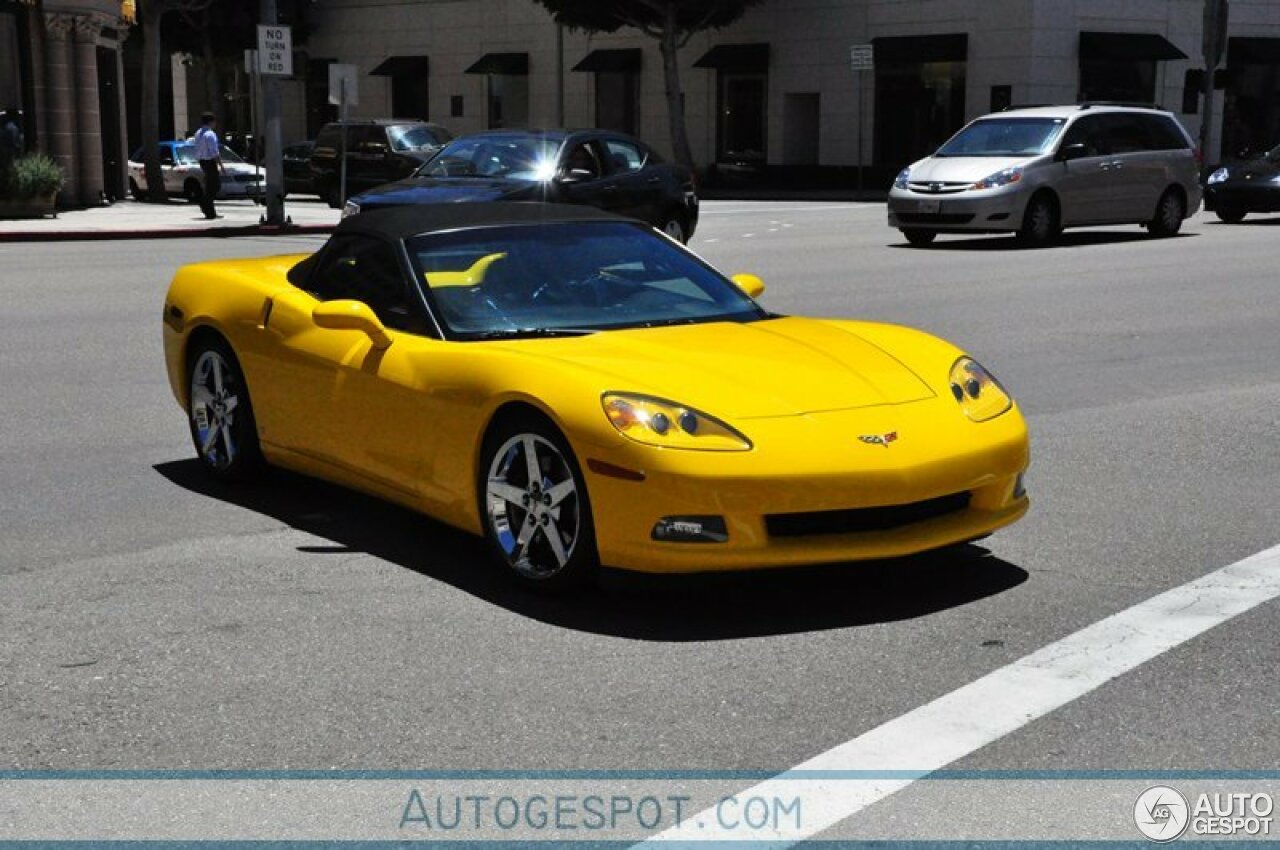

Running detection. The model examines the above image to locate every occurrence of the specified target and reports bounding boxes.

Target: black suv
[310,119,453,208]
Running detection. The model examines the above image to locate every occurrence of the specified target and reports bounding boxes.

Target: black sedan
[282,140,315,197]
[341,129,699,242]
[1204,143,1280,223]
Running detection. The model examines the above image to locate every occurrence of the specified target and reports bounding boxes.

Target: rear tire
[1148,189,1185,237]
[659,213,688,243]
[1016,193,1059,246]
[902,229,937,247]
[186,336,263,481]
[477,410,598,590]
[1215,206,1246,224]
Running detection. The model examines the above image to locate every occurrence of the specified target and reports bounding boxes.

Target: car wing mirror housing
[312,300,393,349]
[1057,143,1089,162]
[731,273,766,299]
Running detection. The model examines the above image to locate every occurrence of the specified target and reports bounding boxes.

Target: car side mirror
[558,168,595,184]
[312,300,393,349]
[731,273,765,299]
[1057,143,1089,162]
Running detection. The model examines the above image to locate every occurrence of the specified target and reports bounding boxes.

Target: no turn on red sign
[257,24,293,76]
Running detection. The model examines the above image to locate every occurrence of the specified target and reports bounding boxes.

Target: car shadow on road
[1208,216,1280,226]
[155,459,1029,642]
[891,231,1197,251]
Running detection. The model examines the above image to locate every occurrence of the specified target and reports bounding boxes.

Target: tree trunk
[659,2,695,170]
[141,4,168,203]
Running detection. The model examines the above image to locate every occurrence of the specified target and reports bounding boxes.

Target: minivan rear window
[936,118,1066,157]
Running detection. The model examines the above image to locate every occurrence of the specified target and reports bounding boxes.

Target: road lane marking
[700,204,881,215]
[639,543,1280,845]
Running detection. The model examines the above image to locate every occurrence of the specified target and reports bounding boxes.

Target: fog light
[651,516,729,543]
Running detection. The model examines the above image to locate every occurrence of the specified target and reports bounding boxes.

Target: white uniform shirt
[193,126,220,161]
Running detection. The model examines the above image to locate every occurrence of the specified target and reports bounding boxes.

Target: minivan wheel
[1148,190,1185,237]
[902,229,937,247]
[1215,206,1246,224]
[1016,194,1058,246]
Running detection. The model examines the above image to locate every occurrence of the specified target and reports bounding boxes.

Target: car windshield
[936,118,1066,157]
[171,144,245,164]
[406,221,766,338]
[418,136,562,180]
[388,125,447,152]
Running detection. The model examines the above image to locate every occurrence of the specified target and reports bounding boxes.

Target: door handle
[646,177,661,184]
[1110,160,1124,169]
[1099,162,1113,171]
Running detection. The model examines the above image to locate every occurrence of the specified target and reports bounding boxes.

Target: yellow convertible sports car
[163,204,1029,587]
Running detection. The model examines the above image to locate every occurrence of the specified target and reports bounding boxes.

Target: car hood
[354,177,539,206]
[504,317,937,419]
[1219,160,1280,183]
[906,156,1029,184]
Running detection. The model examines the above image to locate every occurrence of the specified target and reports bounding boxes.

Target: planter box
[0,192,58,219]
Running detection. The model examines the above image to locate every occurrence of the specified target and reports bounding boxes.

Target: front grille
[895,213,975,225]
[765,492,971,538]
[907,181,970,194]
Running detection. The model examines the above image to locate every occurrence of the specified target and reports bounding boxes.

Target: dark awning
[1079,31,1187,61]
[871,34,967,64]
[1228,37,1280,64]
[370,56,429,77]
[572,48,642,73]
[693,43,769,72]
[465,52,529,75]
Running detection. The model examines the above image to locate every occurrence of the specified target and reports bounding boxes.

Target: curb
[0,223,336,243]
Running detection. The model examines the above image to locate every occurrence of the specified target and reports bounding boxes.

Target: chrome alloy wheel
[485,433,581,579]
[189,349,242,471]
[661,218,686,242]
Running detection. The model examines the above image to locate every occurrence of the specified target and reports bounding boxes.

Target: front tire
[186,337,263,481]
[1215,205,1246,224]
[1017,193,1059,246]
[478,412,598,589]
[902,229,937,247]
[1148,189,1185,237]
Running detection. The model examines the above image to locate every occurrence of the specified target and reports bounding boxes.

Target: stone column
[73,14,105,204]
[43,13,78,204]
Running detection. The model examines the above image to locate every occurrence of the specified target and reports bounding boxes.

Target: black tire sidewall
[476,411,599,590]
[186,337,263,481]
[1150,191,1184,236]
[1018,195,1057,246]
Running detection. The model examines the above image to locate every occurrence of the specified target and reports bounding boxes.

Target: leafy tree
[532,0,762,168]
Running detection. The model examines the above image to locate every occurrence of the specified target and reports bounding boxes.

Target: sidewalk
[0,196,341,242]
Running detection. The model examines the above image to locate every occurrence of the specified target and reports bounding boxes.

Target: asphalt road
[1,204,1278,837]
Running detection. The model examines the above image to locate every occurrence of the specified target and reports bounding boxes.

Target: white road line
[700,205,881,215]
[639,543,1280,846]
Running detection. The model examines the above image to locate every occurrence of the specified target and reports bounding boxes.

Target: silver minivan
[887,104,1202,246]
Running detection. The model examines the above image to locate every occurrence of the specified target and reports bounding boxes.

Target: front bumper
[582,400,1030,573]
[887,184,1030,233]
[1204,183,1280,213]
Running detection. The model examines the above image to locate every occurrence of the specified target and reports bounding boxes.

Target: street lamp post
[260,0,285,225]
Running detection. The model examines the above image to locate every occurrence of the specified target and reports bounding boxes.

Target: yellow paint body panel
[164,254,1030,574]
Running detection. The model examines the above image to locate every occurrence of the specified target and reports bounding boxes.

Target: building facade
[1,0,132,205]
[272,0,1280,178]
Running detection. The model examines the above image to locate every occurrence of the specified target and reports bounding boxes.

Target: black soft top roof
[333,201,634,242]
[287,202,639,287]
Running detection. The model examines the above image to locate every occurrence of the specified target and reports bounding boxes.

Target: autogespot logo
[1135,786,1190,842]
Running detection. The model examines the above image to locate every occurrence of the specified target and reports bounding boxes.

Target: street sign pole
[258,5,289,225]
[327,64,358,209]
[1200,0,1229,171]
[339,79,349,207]
[850,44,875,194]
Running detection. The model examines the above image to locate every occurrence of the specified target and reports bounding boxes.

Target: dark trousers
[198,159,220,218]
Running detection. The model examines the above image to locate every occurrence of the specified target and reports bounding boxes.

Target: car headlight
[1207,167,1229,185]
[893,168,911,190]
[341,200,361,219]
[602,393,751,451]
[948,357,1012,422]
[972,166,1023,190]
